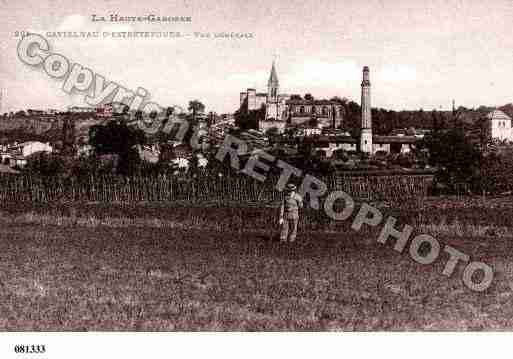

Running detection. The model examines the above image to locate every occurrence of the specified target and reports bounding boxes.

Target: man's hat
[285,184,297,191]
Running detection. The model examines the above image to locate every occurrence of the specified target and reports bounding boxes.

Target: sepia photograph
[0,0,513,352]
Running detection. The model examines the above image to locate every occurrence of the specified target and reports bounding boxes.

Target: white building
[487,109,512,141]
[18,141,53,157]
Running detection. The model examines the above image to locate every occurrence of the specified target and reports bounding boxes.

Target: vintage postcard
[0,0,512,353]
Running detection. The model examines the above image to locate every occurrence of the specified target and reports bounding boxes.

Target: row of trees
[416,125,513,195]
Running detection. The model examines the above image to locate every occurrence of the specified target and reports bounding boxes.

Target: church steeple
[268,60,279,86]
[267,61,279,102]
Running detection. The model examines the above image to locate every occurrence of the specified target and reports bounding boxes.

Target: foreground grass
[0,213,512,330]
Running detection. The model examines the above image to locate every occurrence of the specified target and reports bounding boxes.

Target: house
[373,136,418,154]
[305,134,418,157]
[1,151,12,165]
[11,156,27,168]
[0,141,53,168]
[312,136,358,157]
[487,109,512,141]
[17,141,53,157]
[390,128,430,138]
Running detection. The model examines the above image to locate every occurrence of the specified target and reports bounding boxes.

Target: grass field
[0,198,512,330]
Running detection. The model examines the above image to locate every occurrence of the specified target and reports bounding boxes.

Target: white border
[0,333,507,359]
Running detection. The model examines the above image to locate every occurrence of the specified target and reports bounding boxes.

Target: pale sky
[0,0,512,114]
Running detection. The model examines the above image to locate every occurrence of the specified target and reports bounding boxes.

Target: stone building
[239,61,289,121]
[239,61,344,133]
[285,98,344,129]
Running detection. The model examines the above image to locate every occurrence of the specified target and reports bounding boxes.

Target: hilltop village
[0,62,512,194]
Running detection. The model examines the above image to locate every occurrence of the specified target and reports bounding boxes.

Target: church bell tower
[268,60,279,102]
[266,61,280,120]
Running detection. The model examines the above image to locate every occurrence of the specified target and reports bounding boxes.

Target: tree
[61,116,76,157]
[431,109,445,132]
[304,93,314,101]
[342,101,361,132]
[479,146,513,195]
[188,100,205,122]
[308,116,318,128]
[420,128,480,192]
[234,103,265,130]
[371,108,388,135]
[265,126,280,137]
[89,120,146,175]
[24,152,65,177]
[330,96,347,104]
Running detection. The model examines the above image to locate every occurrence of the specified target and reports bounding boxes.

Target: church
[238,62,424,155]
[239,62,344,133]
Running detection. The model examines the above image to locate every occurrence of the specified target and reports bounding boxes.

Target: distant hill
[0,114,103,144]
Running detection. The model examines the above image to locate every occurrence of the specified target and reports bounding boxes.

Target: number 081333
[14,345,46,354]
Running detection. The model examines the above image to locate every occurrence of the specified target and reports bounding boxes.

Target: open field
[0,199,513,330]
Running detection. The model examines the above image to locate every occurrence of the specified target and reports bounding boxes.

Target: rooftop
[286,99,341,105]
[487,109,511,121]
[373,135,420,144]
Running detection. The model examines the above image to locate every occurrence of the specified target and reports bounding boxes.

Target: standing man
[279,183,303,242]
